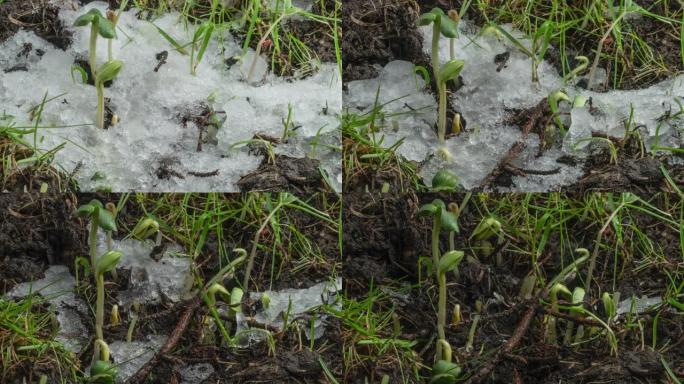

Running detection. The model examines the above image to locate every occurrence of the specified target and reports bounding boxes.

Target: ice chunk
[180,363,215,384]
[617,296,663,316]
[6,265,88,353]
[564,107,594,151]
[234,278,342,346]
[109,334,167,383]
[95,230,192,306]
[239,51,269,84]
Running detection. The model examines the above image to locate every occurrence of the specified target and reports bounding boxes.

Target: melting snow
[344,20,683,191]
[0,1,341,191]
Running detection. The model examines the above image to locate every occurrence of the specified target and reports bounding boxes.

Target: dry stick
[541,308,603,327]
[584,201,625,292]
[463,293,542,384]
[126,296,201,384]
[242,204,283,290]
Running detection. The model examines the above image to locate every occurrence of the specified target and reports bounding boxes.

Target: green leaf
[438,60,465,83]
[90,360,117,384]
[96,60,123,85]
[75,204,95,217]
[418,203,439,216]
[418,12,437,26]
[97,18,117,39]
[440,210,459,233]
[432,170,460,192]
[95,251,122,275]
[149,21,189,55]
[535,20,555,59]
[131,217,159,240]
[73,9,101,27]
[430,360,461,383]
[195,23,215,68]
[440,17,458,38]
[438,250,464,275]
[70,64,88,85]
[98,209,117,232]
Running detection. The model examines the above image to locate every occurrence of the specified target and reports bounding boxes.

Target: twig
[541,308,603,327]
[463,296,541,384]
[125,296,201,384]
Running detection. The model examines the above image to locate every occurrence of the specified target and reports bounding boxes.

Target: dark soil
[342,0,428,83]
[0,194,85,294]
[343,191,684,383]
[0,0,73,50]
[1,193,342,384]
[238,153,328,194]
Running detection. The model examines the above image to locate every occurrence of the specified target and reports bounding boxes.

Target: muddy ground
[342,191,684,383]
[341,0,684,194]
[0,193,342,383]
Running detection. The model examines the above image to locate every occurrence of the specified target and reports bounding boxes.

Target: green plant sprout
[431,169,460,192]
[130,217,160,241]
[106,0,129,61]
[436,60,465,156]
[74,9,117,79]
[430,339,462,384]
[469,216,503,263]
[548,90,570,133]
[76,200,117,274]
[190,22,214,76]
[94,250,122,350]
[562,56,589,84]
[418,199,461,361]
[544,282,571,345]
[90,339,117,384]
[563,287,586,345]
[489,19,555,84]
[95,60,123,129]
[418,8,458,85]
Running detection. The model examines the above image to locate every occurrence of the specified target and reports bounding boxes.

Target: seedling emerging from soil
[106,0,128,61]
[419,199,461,361]
[489,20,554,84]
[73,9,117,79]
[437,60,465,153]
[544,282,571,345]
[95,60,123,129]
[90,339,117,384]
[563,287,586,345]
[432,169,460,192]
[548,90,570,133]
[76,200,117,271]
[94,250,122,342]
[130,217,160,241]
[430,339,462,384]
[418,8,458,85]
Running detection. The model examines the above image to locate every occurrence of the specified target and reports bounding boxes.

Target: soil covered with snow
[0,1,341,192]
[344,20,683,192]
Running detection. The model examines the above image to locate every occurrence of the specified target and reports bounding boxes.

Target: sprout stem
[90,22,98,78]
[94,339,110,361]
[96,82,105,129]
[437,272,447,360]
[437,339,452,363]
[438,80,447,144]
[96,274,105,341]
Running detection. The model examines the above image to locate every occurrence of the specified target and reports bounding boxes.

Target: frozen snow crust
[344,20,683,191]
[0,1,341,191]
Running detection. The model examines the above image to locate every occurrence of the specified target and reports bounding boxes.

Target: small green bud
[602,292,616,320]
[430,360,461,384]
[90,359,117,384]
[438,250,464,275]
[438,60,465,83]
[470,217,502,241]
[432,170,460,192]
[96,60,123,85]
[229,287,244,314]
[206,283,229,306]
[261,293,271,309]
[131,217,160,240]
[95,251,122,275]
